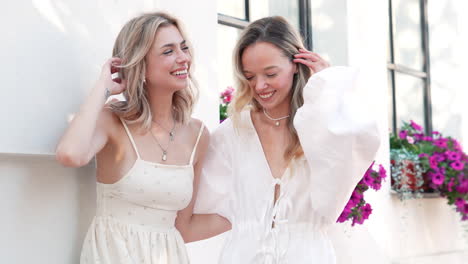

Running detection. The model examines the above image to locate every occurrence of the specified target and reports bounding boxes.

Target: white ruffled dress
[194,66,381,264]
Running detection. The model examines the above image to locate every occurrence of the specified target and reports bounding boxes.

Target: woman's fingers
[298,48,325,59]
[294,53,321,62]
[99,58,126,95]
[293,49,330,73]
[293,58,316,69]
[103,57,121,70]
[293,58,329,73]
[110,77,127,95]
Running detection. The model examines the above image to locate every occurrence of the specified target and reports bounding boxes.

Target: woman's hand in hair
[293,49,330,75]
[98,57,127,95]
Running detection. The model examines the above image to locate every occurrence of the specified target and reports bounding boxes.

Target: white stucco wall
[0,0,221,263]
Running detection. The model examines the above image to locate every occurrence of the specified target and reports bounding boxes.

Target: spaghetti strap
[119,118,141,159]
[189,123,205,165]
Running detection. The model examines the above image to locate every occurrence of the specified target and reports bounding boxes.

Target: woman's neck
[262,99,291,119]
[147,87,175,125]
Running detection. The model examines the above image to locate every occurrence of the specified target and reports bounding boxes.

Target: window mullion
[299,0,313,50]
[388,0,397,134]
[420,0,432,134]
[245,0,250,21]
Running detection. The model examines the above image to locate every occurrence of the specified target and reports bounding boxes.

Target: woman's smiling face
[145,24,191,92]
[241,41,297,112]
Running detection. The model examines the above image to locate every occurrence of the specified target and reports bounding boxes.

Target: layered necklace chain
[152,118,176,141]
[149,116,176,162]
[262,108,290,126]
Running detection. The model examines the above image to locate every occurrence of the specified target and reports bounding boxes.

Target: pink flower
[451,161,465,171]
[455,198,465,208]
[378,165,387,179]
[447,178,455,192]
[340,162,385,226]
[455,199,468,215]
[446,151,461,161]
[399,130,408,140]
[434,138,448,148]
[429,156,439,170]
[452,139,463,151]
[431,173,445,185]
[410,120,423,131]
[337,208,351,223]
[352,215,365,226]
[345,200,356,210]
[371,180,382,191]
[222,94,232,104]
[456,178,468,194]
[350,191,363,204]
[463,204,468,215]
[433,153,445,162]
[414,133,424,141]
[361,203,373,220]
[363,170,373,186]
[220,86,235,104]
[423,136,434,142]
[406,136,415,144]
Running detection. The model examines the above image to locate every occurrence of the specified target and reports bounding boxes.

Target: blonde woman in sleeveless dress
[56,12,210,264]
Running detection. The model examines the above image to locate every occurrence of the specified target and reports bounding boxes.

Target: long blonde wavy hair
[230,16,311,161]
[110,12,198,130]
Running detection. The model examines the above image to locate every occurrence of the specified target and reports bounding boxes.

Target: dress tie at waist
[251,179,292,264]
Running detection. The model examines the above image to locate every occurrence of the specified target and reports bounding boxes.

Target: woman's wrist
[104,86,111,101]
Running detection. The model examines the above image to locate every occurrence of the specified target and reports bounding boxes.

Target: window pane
[391,0,424,71]
[217,24,242,93]
[249,0,300,31]
[218,0,246,20]
[394,72,425,129]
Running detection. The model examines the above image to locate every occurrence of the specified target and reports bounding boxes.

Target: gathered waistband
[93,215,178,233]
[96,198,178,230]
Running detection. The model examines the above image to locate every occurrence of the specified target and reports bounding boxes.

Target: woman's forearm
[176,213,231,243]
[55,81,108,167]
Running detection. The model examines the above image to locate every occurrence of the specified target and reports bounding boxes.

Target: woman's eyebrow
[264,66,279,70]
[160,40,186,49]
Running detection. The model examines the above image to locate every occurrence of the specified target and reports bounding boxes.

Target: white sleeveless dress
[80,120,204,264]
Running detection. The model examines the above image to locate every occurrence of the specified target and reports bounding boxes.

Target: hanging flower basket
[390,120,468,221]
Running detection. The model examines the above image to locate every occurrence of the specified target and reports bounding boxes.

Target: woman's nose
[176,49,190,64]
[255,77,268,92]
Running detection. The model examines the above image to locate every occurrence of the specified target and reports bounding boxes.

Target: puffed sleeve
[293,66,380,226]
[193,119,234,221]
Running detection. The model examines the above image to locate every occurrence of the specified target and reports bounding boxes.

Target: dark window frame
[217,0,313,50]
[388,0,432,134]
